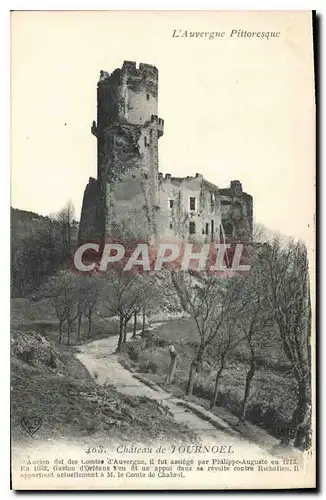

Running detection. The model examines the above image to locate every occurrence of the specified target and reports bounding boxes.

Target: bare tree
[55,200,76,258]
[232,258,274,422]
[40,271,101,345]
[131,310,138,339]
[209,324,244,409]
[172,271,248,399]
[101,268,152,352]
[141,306,147,337]
[62,273,79,346]
[76,275,102,341]
[41,270,78,345]
[262,237,312,449]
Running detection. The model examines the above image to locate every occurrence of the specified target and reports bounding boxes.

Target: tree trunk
[67,320,72,346]
[141,307,146,336]
[210,362,225,409]
[286,377,311,450]
[187,343,205,399]
[132,312,137,338]
[117,315,124,353]
[58,320,63,345]
[123,317,129,344]
[67,224,71,255]
[239,359,256,422]
[187,362,197,399]
[187,359,202,399]
[67,314,77,346]
[88,311,92,338]
[77,314,82,343]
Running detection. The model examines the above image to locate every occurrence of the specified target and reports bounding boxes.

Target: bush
[126,342,142,362]
[193,382,212,401]
[246,403,264,426]
[153,337,169,348]
[139,359,158,374]
[18,347,35,364]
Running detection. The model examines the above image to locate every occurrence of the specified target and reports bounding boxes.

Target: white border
[4,1,325,10]
[2,2,323,499]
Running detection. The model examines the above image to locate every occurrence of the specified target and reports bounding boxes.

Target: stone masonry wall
[158,174,222,243]
[79,61,164,244]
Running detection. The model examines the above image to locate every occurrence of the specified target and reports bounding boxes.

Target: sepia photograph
[10,10,316,490]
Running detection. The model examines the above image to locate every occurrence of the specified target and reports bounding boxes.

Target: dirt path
[76,327,273,458]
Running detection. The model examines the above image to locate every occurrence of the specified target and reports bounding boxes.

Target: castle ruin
[79,61,253,245]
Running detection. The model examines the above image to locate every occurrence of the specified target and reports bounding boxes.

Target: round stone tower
[89,61,164,242]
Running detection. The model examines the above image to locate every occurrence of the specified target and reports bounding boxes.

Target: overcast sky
[11,11,315,245]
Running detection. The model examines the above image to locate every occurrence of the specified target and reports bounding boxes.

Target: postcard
[11,10,316,490]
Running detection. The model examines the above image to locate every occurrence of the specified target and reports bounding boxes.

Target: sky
[11,11,315,245]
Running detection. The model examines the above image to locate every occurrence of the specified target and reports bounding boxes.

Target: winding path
[76,327,273,458]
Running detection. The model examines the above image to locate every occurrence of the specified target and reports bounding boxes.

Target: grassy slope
[11,326,195,447]
[122,318,298,441]
[11,297,135,347]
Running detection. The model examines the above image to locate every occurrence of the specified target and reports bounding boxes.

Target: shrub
[246,403,264,425]
[153,337,169,348]
[193,381,212,401]
[139,359,158,374]
[48,352,58,369]
[126,342,142,362]
[18,347,35,364]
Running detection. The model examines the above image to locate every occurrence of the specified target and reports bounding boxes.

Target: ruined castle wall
[220,181,253,242]
[125,89,157,124]
[80,62,253,246]
[158,175,222,243]
[90,62,163,241]
[119,62,159,125]
[111,64,161,236]
[200,180,222,243]
[102,114,163,241]
[78,177,102,244]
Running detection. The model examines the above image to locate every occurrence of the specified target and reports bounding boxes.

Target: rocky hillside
[11,328,195,446]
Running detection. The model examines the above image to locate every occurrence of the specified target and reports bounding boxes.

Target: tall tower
[90,60,164,241]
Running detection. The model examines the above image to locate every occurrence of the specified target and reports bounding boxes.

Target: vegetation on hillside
[11,329,196,445]
[122,237,312,451]
[122,318,297,442]
[11,206,312,452]
[11,202,78,297]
